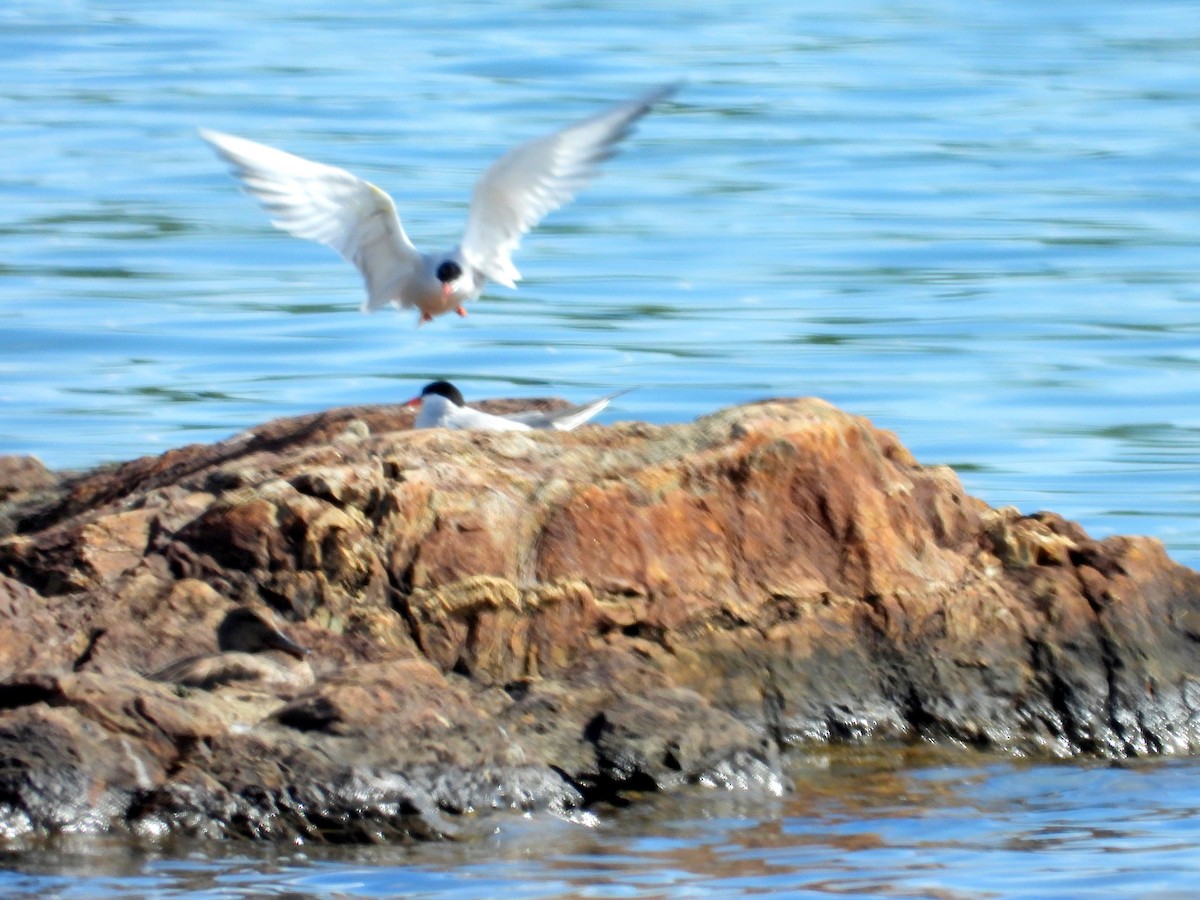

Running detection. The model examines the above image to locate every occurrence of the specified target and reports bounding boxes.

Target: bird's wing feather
[448,405,533,431]
[459,84,677,288]
[504,388,633,430]
[200,129,422,311]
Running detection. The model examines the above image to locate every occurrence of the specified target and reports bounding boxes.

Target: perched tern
[149,607,311,691]
[200,84,677,324]
[406,381,630,431]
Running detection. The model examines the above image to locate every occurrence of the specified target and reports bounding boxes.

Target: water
[2,0,1200,892]
[4,748,1200,898]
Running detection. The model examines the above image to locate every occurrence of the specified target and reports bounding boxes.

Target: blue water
[4,749,1200,898]
[3,0,1200,892]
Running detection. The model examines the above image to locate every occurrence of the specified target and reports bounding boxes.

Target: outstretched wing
[200,129,422,311]
[459,84,678,288]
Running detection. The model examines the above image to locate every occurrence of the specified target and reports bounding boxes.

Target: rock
[0,396,1198,842]
[0,456,60,504]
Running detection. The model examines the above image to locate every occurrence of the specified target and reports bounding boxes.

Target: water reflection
[4,747,1199,898]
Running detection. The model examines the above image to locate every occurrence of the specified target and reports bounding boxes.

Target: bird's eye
[436,261,463,283]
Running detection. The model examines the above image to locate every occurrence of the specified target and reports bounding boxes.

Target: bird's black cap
[217,607,309,659]
[436,260,463,283]
[421,381,465,406]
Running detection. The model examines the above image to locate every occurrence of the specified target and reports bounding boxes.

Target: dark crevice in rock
[1027,638,1097,755]
[0,678,60,712]
[503,680,532,702]
[1068,545,1128,580]
[620,621,666,645]
[257,584,302,621]
[661,745,682,772]
[761,668,789,750]
[900,682,938,738]
[71,628,105,672]
[277,697,339,733]
[386,565,422,654]
[820,704,879,742]
[1071,560,1141,755]
[1135,708,1165,756]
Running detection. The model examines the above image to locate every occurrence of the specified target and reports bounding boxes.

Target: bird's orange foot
[456,306,468,318]
[418,311,433,326]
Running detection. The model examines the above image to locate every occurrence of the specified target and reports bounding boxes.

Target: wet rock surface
[1,397,1198,842]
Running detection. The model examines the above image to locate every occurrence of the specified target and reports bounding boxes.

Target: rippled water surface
[5,748,1200,898]
[3,0,1200,893]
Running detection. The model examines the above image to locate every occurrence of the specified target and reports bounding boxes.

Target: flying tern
[200,84,676,324]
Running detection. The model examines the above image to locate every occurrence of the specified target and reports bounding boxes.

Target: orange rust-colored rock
[0,396,1198,842]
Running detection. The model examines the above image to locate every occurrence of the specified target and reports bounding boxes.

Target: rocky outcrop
[0,396,1198,842]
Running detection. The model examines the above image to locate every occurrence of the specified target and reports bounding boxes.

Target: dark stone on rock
[0,396,1198,842]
